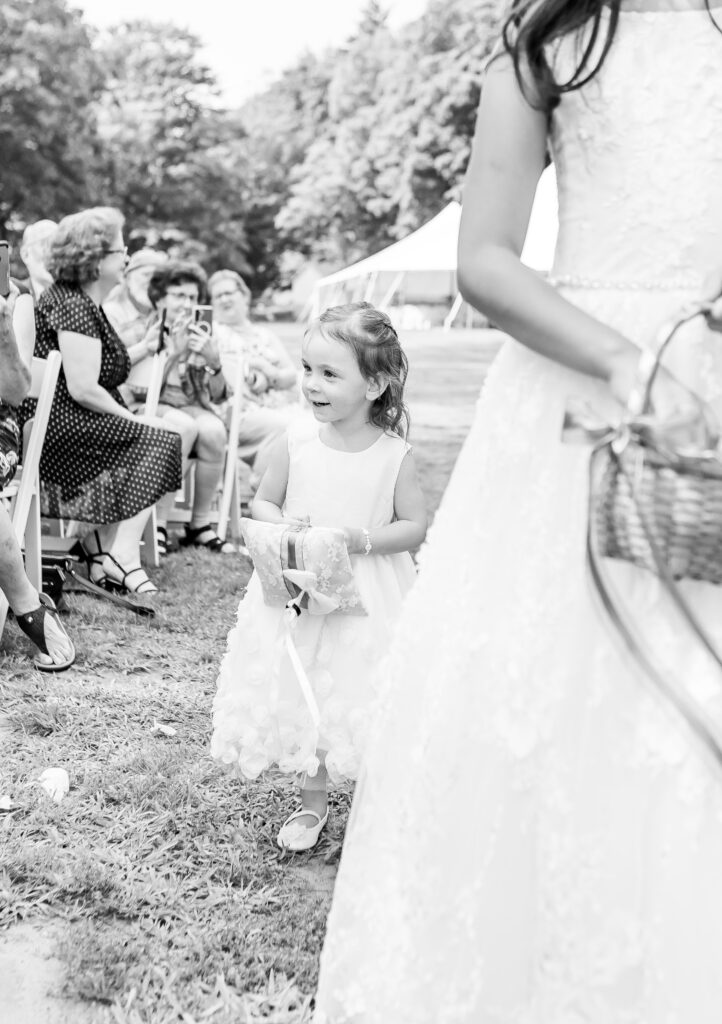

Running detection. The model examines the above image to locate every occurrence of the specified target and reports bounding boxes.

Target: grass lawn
[0,328,499,1023]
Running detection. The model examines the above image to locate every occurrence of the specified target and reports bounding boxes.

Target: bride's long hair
[502,0,722,110]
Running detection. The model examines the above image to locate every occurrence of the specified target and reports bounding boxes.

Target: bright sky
[73,0,429,106]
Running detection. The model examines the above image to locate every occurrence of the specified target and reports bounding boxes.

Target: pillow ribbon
[281,530,341,615]
[279,527,340,732]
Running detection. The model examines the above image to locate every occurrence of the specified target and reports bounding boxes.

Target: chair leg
[217,452,238,543]
[142,507,160,567]
[0,591,9,638]
[24,491,42,592]
[229,470,242,541]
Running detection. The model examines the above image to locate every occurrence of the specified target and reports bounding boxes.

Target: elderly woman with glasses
[209,269,302,489]
[145,260,234,554]
[18,207,182,596]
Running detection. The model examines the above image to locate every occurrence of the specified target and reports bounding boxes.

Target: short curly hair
[148,260,209,307]
[47,207,124,287]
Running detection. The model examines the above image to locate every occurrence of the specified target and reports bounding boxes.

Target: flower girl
[211,302,426,850]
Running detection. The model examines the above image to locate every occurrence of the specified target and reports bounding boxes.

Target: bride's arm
[457,53,639,393]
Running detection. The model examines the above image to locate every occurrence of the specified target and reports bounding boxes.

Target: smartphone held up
[0,241,11,299]
[194,305,213,334]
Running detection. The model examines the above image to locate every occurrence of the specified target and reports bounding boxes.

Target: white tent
[307,165,559,328]
[309,202,461,322]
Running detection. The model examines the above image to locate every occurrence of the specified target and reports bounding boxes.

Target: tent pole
[379,272,404,313]
[363,271,378,303]
[443,292,464,332]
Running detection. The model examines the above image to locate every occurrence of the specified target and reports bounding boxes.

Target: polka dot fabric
[19,283,182,523]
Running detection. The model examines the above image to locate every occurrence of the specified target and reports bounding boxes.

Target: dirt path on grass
[0,922,106,1024]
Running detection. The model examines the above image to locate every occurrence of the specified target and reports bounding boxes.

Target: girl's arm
[345,451,428,556]
[251,434,290,523]
[59,331,137,420]
[457,54,639,396]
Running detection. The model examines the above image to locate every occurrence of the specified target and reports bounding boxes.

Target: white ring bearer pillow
[240,517,367,617]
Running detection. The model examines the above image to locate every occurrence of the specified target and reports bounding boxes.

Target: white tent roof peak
[317,202,461,288]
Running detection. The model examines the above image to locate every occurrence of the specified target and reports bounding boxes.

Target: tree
[275,2,399,264]
[233,51,333,289]
[0,0,103,235]
[93,21,250,273]
[270,0,501,267]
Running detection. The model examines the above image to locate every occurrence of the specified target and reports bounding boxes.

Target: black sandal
[180,525,235,554]
[15,593,76,672]
[98,553,158,596]
[69,529,106,576]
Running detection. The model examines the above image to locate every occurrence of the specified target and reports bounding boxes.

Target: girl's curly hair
[47,207,124,287]
[309,302,410,438]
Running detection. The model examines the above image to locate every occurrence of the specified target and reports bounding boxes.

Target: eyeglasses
[107,246,128,256]
[212,289,242,301]
[165,288,198,303]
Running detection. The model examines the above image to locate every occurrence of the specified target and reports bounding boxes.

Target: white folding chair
[140,351,168,566]
[0,351,62,635]
[217,358,246,543]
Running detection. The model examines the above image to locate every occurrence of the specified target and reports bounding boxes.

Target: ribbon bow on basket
[565,299,722,769]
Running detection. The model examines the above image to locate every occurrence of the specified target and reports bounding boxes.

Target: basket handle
[626,300,715,419]
[588,442,722,772]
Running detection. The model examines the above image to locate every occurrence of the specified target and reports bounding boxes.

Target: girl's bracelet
[361,528,372,556]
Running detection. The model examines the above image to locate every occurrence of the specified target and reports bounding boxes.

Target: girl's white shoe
[277,807,329,852]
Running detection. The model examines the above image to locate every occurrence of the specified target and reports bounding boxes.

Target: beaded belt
[549,274,702,292]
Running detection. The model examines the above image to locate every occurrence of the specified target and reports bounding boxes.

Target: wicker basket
[591,301,722,585]
[584,300,722,770]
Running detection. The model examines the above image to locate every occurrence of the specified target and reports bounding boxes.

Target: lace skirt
[315,290,722,1024]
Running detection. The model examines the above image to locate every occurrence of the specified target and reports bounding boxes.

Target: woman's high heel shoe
[96,553,158,596]
[71,532,157,595]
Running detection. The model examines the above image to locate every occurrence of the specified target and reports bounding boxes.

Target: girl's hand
[247,369,269,394]
[703,269,722,332]
[609,351,716,449]
[342,527,364,555]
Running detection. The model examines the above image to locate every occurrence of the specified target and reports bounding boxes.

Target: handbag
[40,550,155,617]
[574,299,722,767]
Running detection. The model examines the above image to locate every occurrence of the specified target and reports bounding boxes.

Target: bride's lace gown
[315,11,722,1024]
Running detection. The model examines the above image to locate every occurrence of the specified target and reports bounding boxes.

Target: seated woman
[209,270,302,489]
[0,287,74,670]
[146,261,234,554]
[18,207,183,596]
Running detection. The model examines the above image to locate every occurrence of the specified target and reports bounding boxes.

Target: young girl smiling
[211,302,426,851]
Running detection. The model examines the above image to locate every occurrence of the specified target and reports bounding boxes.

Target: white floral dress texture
[315,12,722,1024]
[211,420,415,783]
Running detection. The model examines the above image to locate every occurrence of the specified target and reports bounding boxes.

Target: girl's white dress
[211,420,415,783]
[316,11,722,1024]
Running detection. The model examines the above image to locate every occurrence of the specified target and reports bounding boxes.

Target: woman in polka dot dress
[19,208,182,595]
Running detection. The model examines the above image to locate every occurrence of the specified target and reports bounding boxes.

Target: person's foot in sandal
[96,554,158,595]
[14,593,76,672]
[181,524,236,554]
